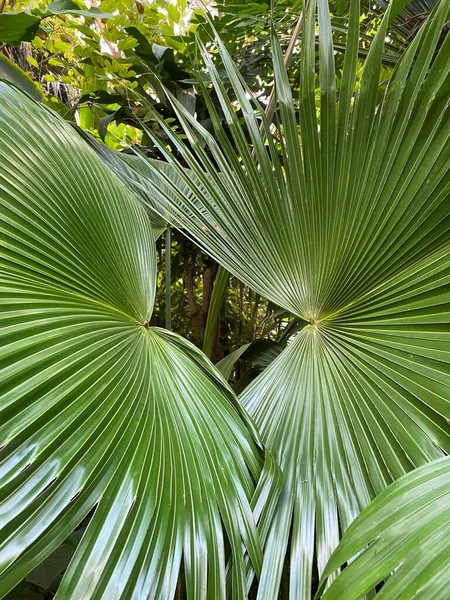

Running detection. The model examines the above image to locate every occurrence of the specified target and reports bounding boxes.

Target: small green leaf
[117,36,138,51]
[26,56,39,69]
[167,4,180,23]
[48,57,68,67]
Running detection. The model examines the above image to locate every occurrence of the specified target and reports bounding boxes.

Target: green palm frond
[129,0,450,597]
[75,129,169,238]
[0,81,282,600]
[80,128,221,240]
[317,456,450,599]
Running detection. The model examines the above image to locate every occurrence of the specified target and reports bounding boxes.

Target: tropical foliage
[125,0,450,597]
[0,81,281,599]
[0,0,449,598]
[1,0,436,145]
[317,456,450,600]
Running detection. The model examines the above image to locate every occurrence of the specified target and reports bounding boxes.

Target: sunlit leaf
[0,82,281,600]
[130,0,450,597]
[317,457,450,599]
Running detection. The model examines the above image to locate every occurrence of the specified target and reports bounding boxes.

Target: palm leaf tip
[130,0,450,597]
[0,82,281,600]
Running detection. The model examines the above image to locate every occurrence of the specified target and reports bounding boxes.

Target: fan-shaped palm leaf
[0,82,282,599]
[80,128,221,240]
[75,129,169,238]
[129,0,450,597]
[316,456,450,599]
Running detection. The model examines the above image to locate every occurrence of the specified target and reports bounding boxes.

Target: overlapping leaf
[79,129,221,240]
[0,82,281,600]
[316,456,450,599]
[129,0,450,597]
[76,129,169,238]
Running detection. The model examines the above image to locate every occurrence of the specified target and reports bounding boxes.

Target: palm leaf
[128,0,450,597]
[80,129,222,241]
[75,129,169,238]
[316,456,450,599]
[0,81,282,600]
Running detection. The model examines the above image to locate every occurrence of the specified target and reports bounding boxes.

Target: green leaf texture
[129,0,450,597]
[317,456,450,599]
[75,129,169,238]
[0,82,281,600]
[203,266,230,359]
[241,246,450,599]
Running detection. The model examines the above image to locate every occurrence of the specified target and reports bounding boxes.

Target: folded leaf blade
[0,82,280,600]
[129,1,450,597]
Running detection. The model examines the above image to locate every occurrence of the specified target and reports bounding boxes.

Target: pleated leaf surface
[0,82,281,600]
[129,0,450,597]
[317,456,450,599]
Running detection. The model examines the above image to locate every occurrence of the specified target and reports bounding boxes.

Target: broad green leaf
[0,13,40,44]
[76,130,169,238]
[242,247,450,599]
[131,0,450,597]
[82,131,220,239]
[0,82,281,600]
[46,0,113,18]
[317,457,450,599]
[79,129,222,239]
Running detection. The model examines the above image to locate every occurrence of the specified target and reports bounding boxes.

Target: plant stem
[165,226,172,330]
